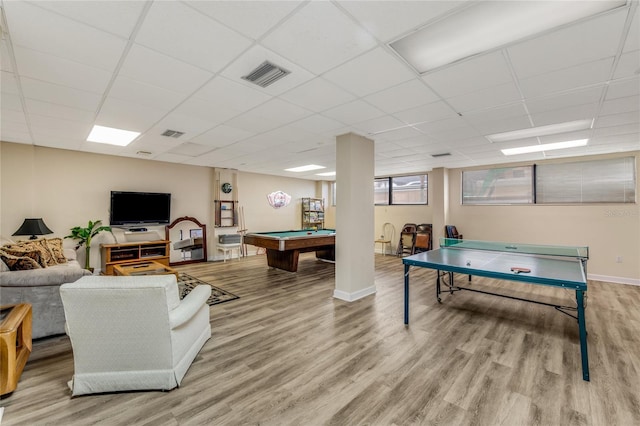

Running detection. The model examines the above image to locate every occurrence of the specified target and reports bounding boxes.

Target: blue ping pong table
[402,238,590,381]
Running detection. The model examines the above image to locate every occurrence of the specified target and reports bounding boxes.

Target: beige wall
[1,142,319,270]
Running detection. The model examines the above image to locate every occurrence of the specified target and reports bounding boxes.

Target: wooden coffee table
[113,260,178,278]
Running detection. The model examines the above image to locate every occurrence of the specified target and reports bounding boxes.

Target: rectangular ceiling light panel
[501,139,588,156]
[87,125,140,146]
[487,119,594,143]
[390,1,626,73]
[285,164,326,172]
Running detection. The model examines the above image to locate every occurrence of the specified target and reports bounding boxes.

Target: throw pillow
[0,246,45,268]
[45,238,67,264]
[6,240,56,267]
[0,248,42,271]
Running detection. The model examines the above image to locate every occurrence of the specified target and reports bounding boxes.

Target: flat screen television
[110,191,171,226]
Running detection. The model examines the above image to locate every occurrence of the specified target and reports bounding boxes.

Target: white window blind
[462,166,533,204]
[536,157,636,203]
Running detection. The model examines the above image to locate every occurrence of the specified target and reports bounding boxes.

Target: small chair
[60,275,211,396]
[397,223,417,257]
[445,225,463,240]
[414,223,432,253]
[375,223,395,256]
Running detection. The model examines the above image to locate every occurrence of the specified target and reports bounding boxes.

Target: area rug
[178,272,239,306]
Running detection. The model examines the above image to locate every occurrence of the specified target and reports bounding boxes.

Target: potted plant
[65,220,112,272]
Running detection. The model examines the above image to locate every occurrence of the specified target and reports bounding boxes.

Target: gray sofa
[0,249,92,339]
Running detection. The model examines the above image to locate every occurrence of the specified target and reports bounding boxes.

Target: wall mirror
[165,216,207,266]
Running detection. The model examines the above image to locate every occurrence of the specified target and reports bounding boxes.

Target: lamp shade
[12,218,54,240]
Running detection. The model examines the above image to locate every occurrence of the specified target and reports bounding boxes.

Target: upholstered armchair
[60,274,211,396]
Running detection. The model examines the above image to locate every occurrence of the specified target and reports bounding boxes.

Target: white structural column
[334,132,376,302]
[430,167,449,247]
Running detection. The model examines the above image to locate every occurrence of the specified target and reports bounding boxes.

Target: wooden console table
[101,240,170,275]
[1,303,32,395]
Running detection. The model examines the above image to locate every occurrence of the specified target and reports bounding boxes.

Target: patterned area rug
[178,272,239,306]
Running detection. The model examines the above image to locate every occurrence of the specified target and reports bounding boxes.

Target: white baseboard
[333,286,376,302]
[588,274,640,286]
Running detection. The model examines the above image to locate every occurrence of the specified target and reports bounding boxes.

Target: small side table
[218,243,241,262]
[1,303,32,395]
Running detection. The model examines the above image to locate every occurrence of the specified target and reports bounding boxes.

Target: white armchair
[59,274,211,396]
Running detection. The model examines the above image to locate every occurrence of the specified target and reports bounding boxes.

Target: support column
[430,167,449,247]
[334,133,375,302]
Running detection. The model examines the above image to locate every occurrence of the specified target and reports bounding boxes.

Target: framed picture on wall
[190,229,203,238]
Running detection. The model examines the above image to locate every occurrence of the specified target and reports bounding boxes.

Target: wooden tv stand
[100,240,170,276]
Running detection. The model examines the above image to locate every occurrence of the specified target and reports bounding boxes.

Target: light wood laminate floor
[1,253,639,425]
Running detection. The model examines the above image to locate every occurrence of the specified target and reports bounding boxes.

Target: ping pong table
[402,238,590,381]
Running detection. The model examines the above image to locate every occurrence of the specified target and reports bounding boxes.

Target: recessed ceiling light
[285,164,326,172]
[501,139,588,156]
[390,2,625,73]
[316,171,336,176]
[87,125,140,146]
[487,119,594,143]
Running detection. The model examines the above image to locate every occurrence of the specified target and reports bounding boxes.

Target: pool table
[243,229,335,272]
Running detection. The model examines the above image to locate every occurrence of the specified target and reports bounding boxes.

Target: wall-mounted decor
[267,191,291,209]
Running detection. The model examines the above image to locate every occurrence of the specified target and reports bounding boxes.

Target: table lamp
[12,218,54,240]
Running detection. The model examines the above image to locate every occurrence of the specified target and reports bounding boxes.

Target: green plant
[65,220,112,270]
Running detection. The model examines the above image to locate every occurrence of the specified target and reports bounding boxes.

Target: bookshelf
[302,197,324,229]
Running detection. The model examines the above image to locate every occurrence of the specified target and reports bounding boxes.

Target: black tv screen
[110,191,171,226]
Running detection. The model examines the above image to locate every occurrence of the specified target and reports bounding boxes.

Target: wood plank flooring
[1,253,639,425]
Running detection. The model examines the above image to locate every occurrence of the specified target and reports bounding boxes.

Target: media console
[100,240,170,276]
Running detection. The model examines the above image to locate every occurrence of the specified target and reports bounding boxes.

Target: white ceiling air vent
[161,129,185,138]
[242,61,291,88]
[431,152,451,157]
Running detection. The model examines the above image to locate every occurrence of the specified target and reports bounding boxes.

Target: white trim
[333,286,376,302]
[588,274,640,286]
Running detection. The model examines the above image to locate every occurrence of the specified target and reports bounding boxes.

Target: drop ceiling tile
[154,152,198,164]
[0,108,28,125]
[323,47,415,97]
[191,125,255,147]
[119,44,214,95]
[530,104,599,127]
[289,114,347,134]
[171,97,236,127]
[364,79,440,114]
[519,57,614,98]
[186,1,303,41]
[596,111,640,128]
[353,115,406,134]
[0,92,23,112]
[471,115,534,136]
[606,77,640,99]
[168,142,214,157]
[600,95,640,115]
[34,0,146,39]
[224,98,313,134]
[613,50,640,79]
[1,71,19,94]
[220,45,315,96]
[146,113,219,143]
[508,8,627,79]
[108,76,189,111]
[422,51,512,99]
[262,1,377,74]
[96,97,170,132]
[280,77,356,112]
[322,99,386,124]
[135,1,252,73]
[25,99,94,123]
[192,76,271,112]
[445,81,521,113]
[1,42,14,72]
[374,126,424,142]
[4,1,127,72]
[20,77,102,112]
[393,101,458,125]
[623,6,639,52]
[28,113,93,136]
[525,86,603,114]
[463,103,528,126]
[337,0,465,42]
[13,46,112,93]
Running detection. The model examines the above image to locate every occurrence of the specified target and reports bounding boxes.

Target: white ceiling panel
[1,71,19,94]
[186,0,303,41]
[352,115,406,134]
[288,115,347,135]
[0,92,23,112]
[192,76,271,112]
[4,1,127,72]
[392,101,458,125]
[135,1,252,73]
[422,51,513,99]
[600,95,640,115]
[530,104,600,127]
[13,47,112,93]
[508,8,627,79]
[118,44,214,95]
[262,1,377,74]
[322,99,386,124]
[364,79,439,114]
[323,47,415,97]
[525,86,604,115]
[108,76,190,111]
[613,50,640,79]
[171,97,237,128]
[33,0,146,39]
[623,6,639,52]
[96,97,169,132]
[191,125,255,147]
[280,77,356,113]
[25,99,94,123]
[445,81,521,113]
[606,77,640,99]
[20,77,101,112]
[596,111,640,128]
[463,103,529,126]
[224,98,313,134]
[337,0,466,42]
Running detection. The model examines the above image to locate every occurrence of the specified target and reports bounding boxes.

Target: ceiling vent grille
[242,61,291,88]
[161,129,185,138]
[431,152,451,157]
